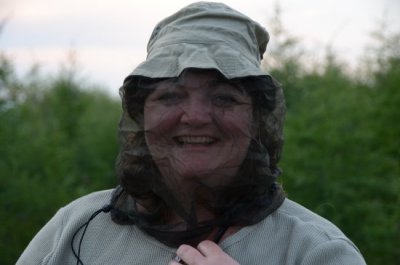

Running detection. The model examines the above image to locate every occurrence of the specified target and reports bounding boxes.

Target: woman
[17,2,366,265]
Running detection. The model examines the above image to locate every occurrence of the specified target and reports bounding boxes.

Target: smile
[175,136,216,145]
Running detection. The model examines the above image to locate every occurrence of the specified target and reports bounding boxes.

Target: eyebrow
[210,79,247,95]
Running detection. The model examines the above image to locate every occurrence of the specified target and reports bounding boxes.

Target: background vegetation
[1,12,399,265]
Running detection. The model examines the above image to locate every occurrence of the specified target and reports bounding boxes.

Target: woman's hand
[169,240,239,265]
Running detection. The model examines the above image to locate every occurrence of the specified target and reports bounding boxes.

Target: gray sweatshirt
[17,189,366,265]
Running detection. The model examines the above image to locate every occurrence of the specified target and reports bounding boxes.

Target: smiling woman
[144,70,254,185]
[116,68,285,248]
[16,2,366,265]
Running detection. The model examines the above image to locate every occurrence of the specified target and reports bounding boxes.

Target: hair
[112,69,286,247]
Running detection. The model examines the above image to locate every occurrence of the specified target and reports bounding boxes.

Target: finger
[197,240,222,257]
[168,260,186,265]
[176,244,204,264]
[197,240,240,265]
[168,260,180,265]
[171,255,187,265]
[168,257,184,265]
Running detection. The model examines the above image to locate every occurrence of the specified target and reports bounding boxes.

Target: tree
[0,55,120,264]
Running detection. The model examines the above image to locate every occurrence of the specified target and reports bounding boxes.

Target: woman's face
[144,70,253,187]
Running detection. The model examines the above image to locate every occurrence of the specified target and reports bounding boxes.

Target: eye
[212,94,240,107]
[156,92,183,105]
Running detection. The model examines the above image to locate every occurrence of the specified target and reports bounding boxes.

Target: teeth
[177,136,215,144]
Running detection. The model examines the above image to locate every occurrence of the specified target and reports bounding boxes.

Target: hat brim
[130,42,268,79]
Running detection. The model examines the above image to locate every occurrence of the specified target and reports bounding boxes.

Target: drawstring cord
[71,205,112,265]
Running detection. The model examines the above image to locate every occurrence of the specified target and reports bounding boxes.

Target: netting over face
[111,69,286,247]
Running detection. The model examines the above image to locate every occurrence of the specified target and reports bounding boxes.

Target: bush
[0,60,120,263]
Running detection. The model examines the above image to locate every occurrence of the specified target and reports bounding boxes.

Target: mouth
[174,135,217,146]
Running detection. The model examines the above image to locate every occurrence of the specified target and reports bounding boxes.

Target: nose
[180,98,212,126]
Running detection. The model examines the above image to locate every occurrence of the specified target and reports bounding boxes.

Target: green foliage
[0,58,120,263]
[271,25,400,264]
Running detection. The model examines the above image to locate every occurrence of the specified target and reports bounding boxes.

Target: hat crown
[148,2,269,61]
[129,1,270,79]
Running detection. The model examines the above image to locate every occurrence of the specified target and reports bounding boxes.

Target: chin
[177,165,237,186]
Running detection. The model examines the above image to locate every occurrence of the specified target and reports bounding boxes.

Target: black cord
[71,205,112,265]
[213,226,228,243]
[71,201,225,265]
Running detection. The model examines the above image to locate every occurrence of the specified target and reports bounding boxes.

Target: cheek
[220,109,254,139]
[143,105,181,144]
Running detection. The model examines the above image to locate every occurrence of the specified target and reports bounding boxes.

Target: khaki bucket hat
[128,1,270,79]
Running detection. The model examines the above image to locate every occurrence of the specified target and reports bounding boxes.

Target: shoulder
[50,189,114,227]
[268,198,356,246]
[17,189,116,265]
[224,198,366,264]
[275,198,346,239]
[265,198,366,264]
[64,189,114,214]
[53,189,118,236]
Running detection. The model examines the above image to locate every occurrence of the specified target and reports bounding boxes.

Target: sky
[1,0,399,97]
